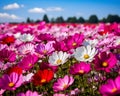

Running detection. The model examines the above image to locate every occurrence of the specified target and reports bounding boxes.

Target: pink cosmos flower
[0,49,16,63]
[17,90,39,96]
[53,75,74,92]
[18,54,38,71]
[65,33,84,49]
[70,62,91,75]
[0,72,23,90]
[18,43,35,55]
[35,42,54,56]
[0,44,7,51]
[93,52,117,72]
[99,76,120,96]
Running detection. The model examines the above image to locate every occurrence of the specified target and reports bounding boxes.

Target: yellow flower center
[63,84,68,89]
[102,62,108,67]
[56,59,62,64]
[111,88,117,93]
[72,42,77,46]
[8,82,14,87]
[84,54,90,59]
[29,63,32,66]
[41,79,46,83]
[79,70,84,74]
[43,50,47,54]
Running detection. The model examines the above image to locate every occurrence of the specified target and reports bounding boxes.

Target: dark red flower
[32,69,54,86]
[2,36,15,45]
[7,66,23,75]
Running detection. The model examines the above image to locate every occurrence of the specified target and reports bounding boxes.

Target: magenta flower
[93,52,117,72]
[65,33,84,49]
[35,42,54,56]
[40,62,58,72]
[0,72,23,90]
[18,54,38,71]
[53,40,68,52]
[37,33,55,42]
[53,75,74,92]
[17,90,39,96]
[99,76,120,96]
[70,62,91,75]
[0,49,16,63]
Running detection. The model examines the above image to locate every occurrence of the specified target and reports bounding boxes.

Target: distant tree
[78,17,85,23]
[106,15,120,23]
[26,17,31,23]
[66,17,77,23]
[51,18,55,23]
[56,16,64,23]
[88,15,98,23]
[100,18,107,23]
[35,19,41,23]
[43,14,49,23]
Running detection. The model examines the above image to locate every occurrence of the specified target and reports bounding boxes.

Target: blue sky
[0,0,120,22]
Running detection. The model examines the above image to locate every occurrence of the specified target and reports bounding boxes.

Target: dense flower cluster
[0,22,120,96]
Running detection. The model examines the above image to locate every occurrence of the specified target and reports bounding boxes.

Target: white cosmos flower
[83,39,98,47]
[48,51,70,66]
[73,45,97,62]
[14,32,21,39]
[18,43,35,55]
[23,73,34,82]
[19,33,34,42]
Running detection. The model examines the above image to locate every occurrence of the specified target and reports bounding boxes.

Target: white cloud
[28,8,46,13]
[3,3,24,10]
[0,13,20,19]
[46,7,63,12]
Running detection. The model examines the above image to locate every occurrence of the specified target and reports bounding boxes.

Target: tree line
[26,14,120,23]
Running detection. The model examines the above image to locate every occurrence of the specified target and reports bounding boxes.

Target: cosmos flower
[53,75,74,92]
[37,33,55,42]
[0,44,7,51]
[40,62,58,72]
[73,45,97,62]
[18,54,38,71]
[7,66,22,75]
[0,72,23,90]
[99,76,120,96]
[17,90,39,96]
[35,42,54,56]
[18,43,35,55]
[23,73,34,83]
[1,35,15,45]
[65,33,84,49]
[48,51,70,66]
[93,52,117,72]
[70,62,91,75]
[53,40,68,52]
[83,38,98,47]
[32,69,54,86]
[0,49,16,63]
[19,33,34,42]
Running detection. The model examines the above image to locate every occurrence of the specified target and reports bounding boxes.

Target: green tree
[56,16,64,23]
[78,17,85,23]
[26,17,31,23]
[106,15,120,23]
[66,17,77,23]
[88,15,98,23]
[43,14,49,23]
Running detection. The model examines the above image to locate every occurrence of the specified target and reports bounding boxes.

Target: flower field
[0,22,120,96]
